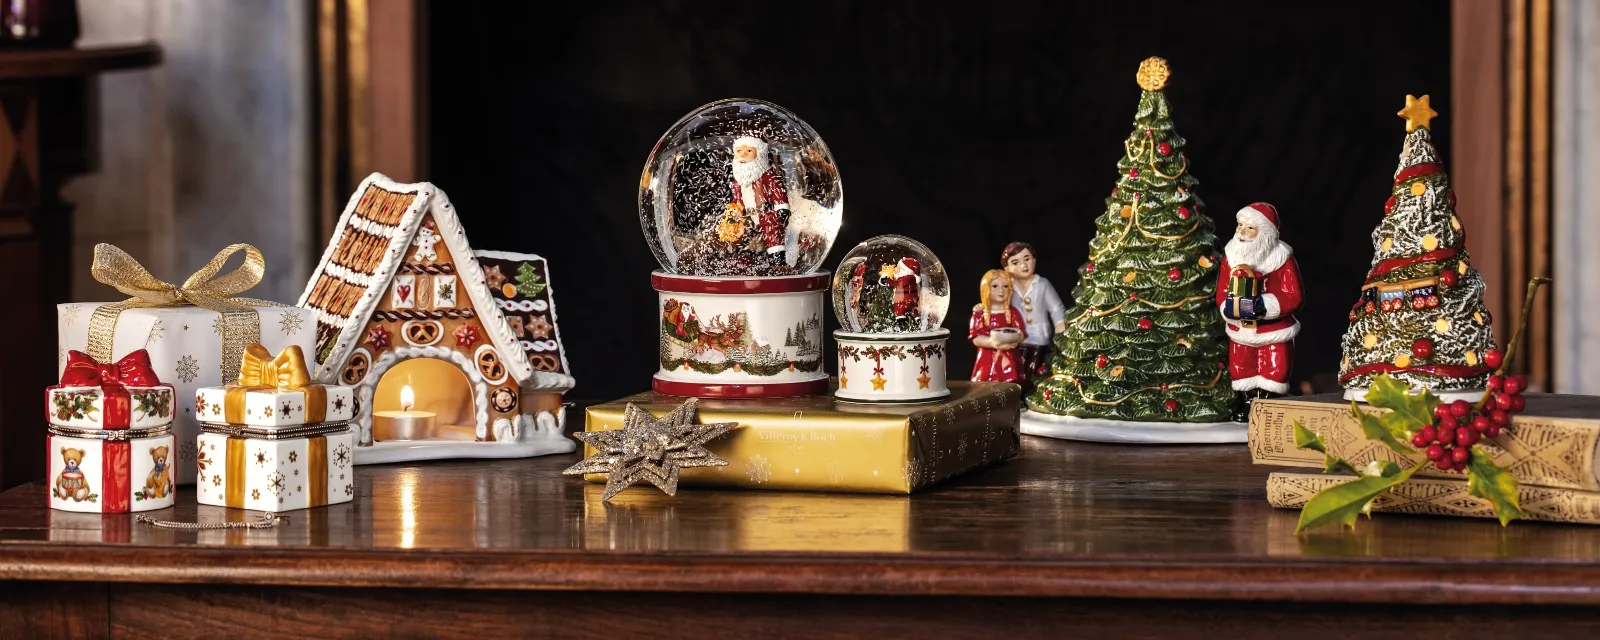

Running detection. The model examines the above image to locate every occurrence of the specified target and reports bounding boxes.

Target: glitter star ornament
[1397,94,1437,132]
[564,398,737,501]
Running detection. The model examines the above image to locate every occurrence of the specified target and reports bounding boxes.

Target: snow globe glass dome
[831,235,951,403]
[639,97,843,277]
[642,98,839,399]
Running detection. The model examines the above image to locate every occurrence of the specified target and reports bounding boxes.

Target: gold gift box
[583,381,1022,494]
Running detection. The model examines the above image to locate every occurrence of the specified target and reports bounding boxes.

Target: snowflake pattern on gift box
[195,396,209,417]
[344,484,354,497]
[267,471,285,496]
[212,315,224,335]
[196,444,213,482]
[251,488,260,501]
[61,304,82,326]
[175,355,199,384]
[334,443,351,468]
[747,455,772,484]
[279,310,305,336]
[255,451,268,467]
[289,450,298,463]
[146,319,166,346]
[281,401,292,417]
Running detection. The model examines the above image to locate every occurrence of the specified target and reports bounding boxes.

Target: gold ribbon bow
[226,344,327,425]
[85,243,284,383]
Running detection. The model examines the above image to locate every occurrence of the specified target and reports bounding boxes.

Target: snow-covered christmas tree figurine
[1339,95,1496,402]
[1023,57,1238,441]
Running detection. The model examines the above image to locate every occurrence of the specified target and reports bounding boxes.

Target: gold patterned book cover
[1250,393,1600,492]
[1267,472,1600,525]
[583,381,1021,494]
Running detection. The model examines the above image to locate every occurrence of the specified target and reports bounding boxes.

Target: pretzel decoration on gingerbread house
[297,173,575,464]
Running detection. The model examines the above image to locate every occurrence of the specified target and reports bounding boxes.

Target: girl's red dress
[970,305,1027,383]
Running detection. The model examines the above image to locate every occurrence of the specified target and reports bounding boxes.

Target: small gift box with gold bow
[194,344,355,429]
[57,244,317,484]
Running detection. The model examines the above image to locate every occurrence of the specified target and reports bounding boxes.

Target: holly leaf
[1295,460,1425,534]
[1364,373,1440,434]
[1351,401,1413,455]
[1467,448,1524,526]
[1293,422,1357,475]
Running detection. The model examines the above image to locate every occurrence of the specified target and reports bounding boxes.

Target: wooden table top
[4,435,1600,604]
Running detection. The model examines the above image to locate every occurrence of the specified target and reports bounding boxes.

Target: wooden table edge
[0,43,162,80]
[4,544,1600,604]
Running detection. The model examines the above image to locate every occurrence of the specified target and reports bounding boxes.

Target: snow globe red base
[831,235,951,403]
[641,98,842,398]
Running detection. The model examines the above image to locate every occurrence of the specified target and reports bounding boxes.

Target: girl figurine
[970,269,1028,383]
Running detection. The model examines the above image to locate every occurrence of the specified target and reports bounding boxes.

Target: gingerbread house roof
[297,173,576,393]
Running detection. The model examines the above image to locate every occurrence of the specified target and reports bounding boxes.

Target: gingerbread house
[297,173,576,464]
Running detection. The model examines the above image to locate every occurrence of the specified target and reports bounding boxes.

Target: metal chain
[135,513,285,530]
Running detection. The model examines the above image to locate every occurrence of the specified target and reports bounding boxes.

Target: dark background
[429,0,1452,403]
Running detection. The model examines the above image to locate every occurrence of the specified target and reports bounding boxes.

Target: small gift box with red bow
[193,344,355,429]
[46,349,176,513]
[47,350,175,431]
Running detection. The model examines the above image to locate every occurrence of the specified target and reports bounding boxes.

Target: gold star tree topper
[564,398,737,502]
[1398,94,1437,132]
[1136,57,1169,91]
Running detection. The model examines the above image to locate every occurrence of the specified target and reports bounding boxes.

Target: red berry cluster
[1411,374,1526,471]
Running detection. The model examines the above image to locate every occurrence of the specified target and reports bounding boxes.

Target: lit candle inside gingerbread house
[374,385,437,442]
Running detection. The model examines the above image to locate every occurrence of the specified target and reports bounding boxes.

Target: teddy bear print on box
[297,173,576,464]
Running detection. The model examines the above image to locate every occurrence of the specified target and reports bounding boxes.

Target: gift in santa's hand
[1224,266,1266,321]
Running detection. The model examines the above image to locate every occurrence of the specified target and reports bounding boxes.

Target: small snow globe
[831,235,952,402]
[642,98,840,398]
[639,97,842,277]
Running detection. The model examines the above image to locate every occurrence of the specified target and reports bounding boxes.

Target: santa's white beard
[1225,230,1290,274]
[732,156,769,189]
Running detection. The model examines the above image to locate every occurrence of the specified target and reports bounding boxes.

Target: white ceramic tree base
[1020,409,1246,444]
[1344,387,1484,403]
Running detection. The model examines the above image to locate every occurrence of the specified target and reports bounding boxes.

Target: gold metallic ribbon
[224,344,328,425]
[86,243,283,383]
[308,435,328,507]
[226,436,246,507]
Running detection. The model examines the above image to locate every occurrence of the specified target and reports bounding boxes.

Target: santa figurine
[891,257,921,326]
[729,135,790,257]
[1217,202,1303,422]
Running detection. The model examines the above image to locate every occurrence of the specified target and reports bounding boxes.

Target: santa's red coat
[1214,253,1302,347]
[730,171,790,250]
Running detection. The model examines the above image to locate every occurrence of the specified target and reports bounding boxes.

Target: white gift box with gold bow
[57,244,318,485]
[193,345,355,428]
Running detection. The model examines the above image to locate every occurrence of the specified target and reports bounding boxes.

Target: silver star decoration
[564,398,736,501]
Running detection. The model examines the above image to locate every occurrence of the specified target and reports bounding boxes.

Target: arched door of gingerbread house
[373,358,476,442]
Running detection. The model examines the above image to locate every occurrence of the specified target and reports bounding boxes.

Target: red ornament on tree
[1158,142,1173,156]
[1177,206,1191,219]
[1484,348,1504,369]
[1163,399,1179,411]
[1128,168,1140,178]
[1167,267,1182,282]
[1411,338,1434,359]
[1085,262,1096,274]
[1129,292,1139,300]
[1043,389,1053,401]
[1137,318,1154,330]
[1438,269,1458,287]
[1095,354,1110,368]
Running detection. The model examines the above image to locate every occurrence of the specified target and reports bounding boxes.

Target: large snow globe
[831,235,951,402]
[642,98,840,398]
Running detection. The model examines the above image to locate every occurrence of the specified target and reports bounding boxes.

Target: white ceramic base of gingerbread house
[1019,409,1246,444]
[833,329,950,403]
[354,408,574,465]
[653,271,830,398]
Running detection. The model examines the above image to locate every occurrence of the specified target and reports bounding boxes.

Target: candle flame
[400,385,415,412]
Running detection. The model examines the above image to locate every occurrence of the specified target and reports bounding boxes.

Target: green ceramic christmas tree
[1027,58,1234,422]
